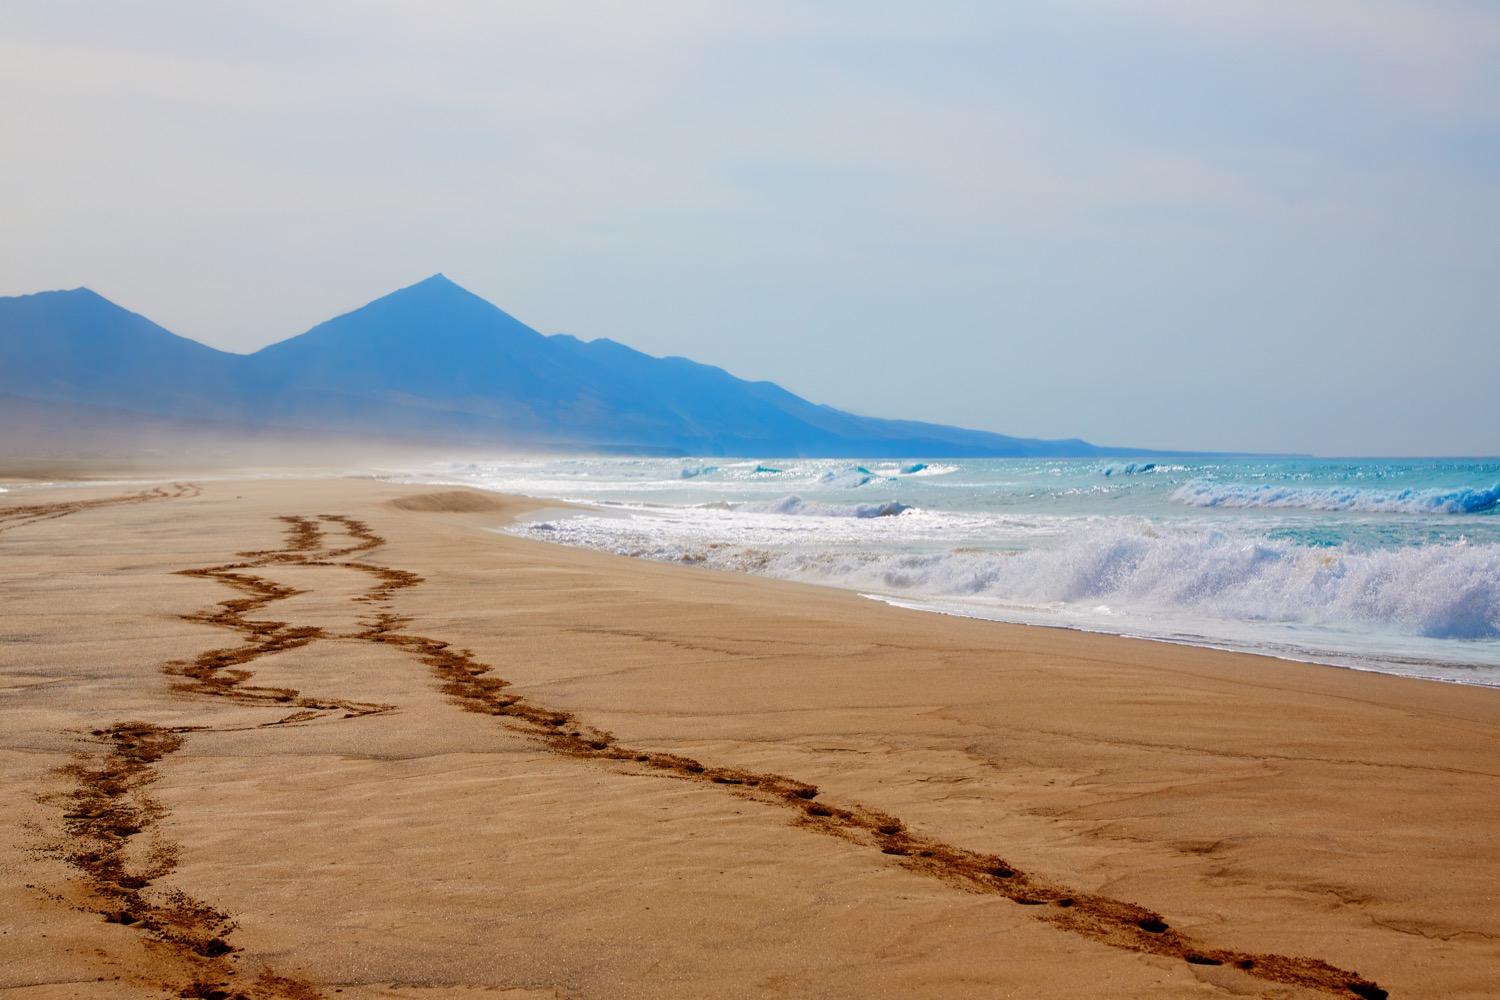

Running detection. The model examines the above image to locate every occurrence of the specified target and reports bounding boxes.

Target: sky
[2,1,1497,457]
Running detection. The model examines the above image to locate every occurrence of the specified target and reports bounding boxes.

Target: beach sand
[2,474,1497,999]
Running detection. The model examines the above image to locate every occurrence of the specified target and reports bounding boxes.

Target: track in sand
[0,482,200,533]
[46,495,1390,1000]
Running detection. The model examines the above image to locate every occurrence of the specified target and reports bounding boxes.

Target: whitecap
[1173,480,1500,515]
[1099,461,1158,476]
[818,468,874,488]
[738,495,914,518]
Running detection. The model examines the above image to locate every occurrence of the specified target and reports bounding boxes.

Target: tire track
[361,619,1389,997]
[0,482,200,533]
[223,510,1391,1000]
[52,722,321,999]
[47,514,385,1000]
[164,514,397,721]
[12,479,303,995]
[56,508,1391,1000]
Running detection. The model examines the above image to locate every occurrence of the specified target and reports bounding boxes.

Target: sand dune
[3,475,1497,999]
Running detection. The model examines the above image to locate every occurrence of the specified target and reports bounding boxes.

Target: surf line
[165,510,1390,1000]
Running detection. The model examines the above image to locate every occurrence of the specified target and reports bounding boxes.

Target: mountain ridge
[1,276,1171,458]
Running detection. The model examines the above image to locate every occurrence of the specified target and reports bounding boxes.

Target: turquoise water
[410,457,1500,686]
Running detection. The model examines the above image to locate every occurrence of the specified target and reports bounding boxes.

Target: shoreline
[869,593,1500,689]
[4,473,1498,998]
[429,456,1500,690]
[9,466,1492,689]
[474,485,1500,689]
[506,494,1500,696]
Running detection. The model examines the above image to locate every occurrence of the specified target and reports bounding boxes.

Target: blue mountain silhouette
[1,275,1120,457]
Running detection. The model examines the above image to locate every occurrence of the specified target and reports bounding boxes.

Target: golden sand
[2,475,1497,999]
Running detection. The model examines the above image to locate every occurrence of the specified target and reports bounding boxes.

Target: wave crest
[1099,461,1158,476]
[522,518,1500,642]
[1172,481,1500,515]
[738,495,914,518]
[818,467,876,488]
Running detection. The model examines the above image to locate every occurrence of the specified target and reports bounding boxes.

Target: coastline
[3,473,1498,998]
[444,455,1500,686]
[868,593,1500,688]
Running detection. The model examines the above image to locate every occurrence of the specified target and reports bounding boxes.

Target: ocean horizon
[398,456,1500,688]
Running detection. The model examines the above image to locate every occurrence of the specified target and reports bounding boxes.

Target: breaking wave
[736,496,914,518]
[1172,481,1500,515]
[893,462,958,476]
[1099,461,1158,476]
[818,467,878,488]
[521,518,1500,641]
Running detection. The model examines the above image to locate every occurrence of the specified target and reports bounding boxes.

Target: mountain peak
[0,285,103,305]
[396,272,468,296]
[1,278,1125,458]
[247,271,558,397]
[366,273,500,313]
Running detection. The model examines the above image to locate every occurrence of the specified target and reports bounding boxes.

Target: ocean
[408,457,1500,687]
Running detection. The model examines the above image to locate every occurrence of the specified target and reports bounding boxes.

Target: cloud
[0,1,1495,453]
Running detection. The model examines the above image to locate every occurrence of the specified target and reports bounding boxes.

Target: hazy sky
[3,1,1497,456]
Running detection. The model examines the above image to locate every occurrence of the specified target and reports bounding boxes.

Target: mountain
[1,275,1137,458]
[0,287,257,420]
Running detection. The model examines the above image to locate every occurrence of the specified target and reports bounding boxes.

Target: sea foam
[518,517,1500,642]
[427,455,1500,679]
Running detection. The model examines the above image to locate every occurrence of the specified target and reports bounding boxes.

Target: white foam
[513,515,1500,649]
[399,456,1500,680]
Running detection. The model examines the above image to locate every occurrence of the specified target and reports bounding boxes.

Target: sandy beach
[2,474,1497,1000]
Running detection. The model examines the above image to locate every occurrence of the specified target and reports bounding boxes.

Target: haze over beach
[3,4,1499,1000]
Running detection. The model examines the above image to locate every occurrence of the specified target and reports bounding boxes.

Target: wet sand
[2,475,1497,999]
